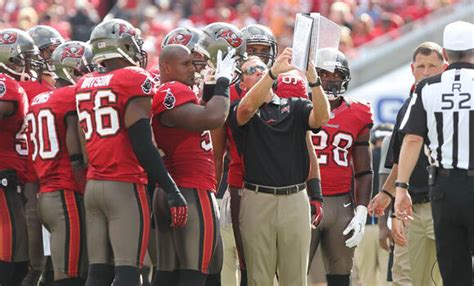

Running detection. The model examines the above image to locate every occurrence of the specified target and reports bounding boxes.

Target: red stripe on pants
[64,191,80,276]
[136,184,150,267]
[0,190,12,262]
[198,191,214,273]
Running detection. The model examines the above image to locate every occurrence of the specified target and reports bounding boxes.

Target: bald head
[159,44,191,65]
[159,44,196,85]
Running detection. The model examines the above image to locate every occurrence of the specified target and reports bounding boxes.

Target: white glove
[342,205,368,248]
[215,48,237,82]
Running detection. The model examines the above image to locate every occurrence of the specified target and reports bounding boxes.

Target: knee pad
[0,261,14,283]
[152,270,177,286]
[205,273,220,286]
[54,277,86,286]
[326,274,350,286]
[177,270,206,286]
[114,265,139,286]
[85,264,114,286]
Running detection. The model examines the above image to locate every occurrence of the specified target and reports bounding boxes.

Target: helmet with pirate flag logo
[162,27,208,72]
[199,22,246,68]
[89,19,147,68]
[0,28,42,81]
[51,41,93,84]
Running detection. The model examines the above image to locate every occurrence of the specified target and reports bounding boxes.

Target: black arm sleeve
[128,118,178,194]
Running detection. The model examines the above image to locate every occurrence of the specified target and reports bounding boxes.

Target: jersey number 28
[312,130,354,166]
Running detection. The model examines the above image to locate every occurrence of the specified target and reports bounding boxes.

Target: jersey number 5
[76,90,120,140]
[312,130,353,166]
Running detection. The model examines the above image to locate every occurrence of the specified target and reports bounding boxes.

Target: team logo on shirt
[0,81,5,97]
[216,29,243,48]
[281,104,290,114]
[163,89,176,109]
[141,78,152,94]
[0,31,17,44]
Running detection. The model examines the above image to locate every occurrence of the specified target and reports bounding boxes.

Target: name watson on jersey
[81,74,114,89]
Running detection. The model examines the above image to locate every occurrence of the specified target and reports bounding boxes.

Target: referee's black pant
[431,169,474,286]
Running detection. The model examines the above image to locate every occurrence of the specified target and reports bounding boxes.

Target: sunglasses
[242,64,266,75]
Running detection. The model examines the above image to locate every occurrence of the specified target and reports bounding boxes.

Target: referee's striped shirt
[399,62,474,170]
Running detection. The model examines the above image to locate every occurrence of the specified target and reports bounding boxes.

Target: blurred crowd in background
[0,0,459,68]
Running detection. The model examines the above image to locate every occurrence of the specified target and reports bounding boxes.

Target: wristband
[268,68,277,81]
[306,178,323,202]
[69,154,84,164]
[394,181,409,189]
[308,77,321,87]
[213,77,230,98]
[202,84,215,102]
[381,189,394,200]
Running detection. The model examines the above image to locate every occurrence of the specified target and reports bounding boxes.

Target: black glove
[167,191,188,228]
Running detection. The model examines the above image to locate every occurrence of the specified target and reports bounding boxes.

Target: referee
[395,21,474,285]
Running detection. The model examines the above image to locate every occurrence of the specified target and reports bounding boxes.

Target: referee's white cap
[443,21,474,51]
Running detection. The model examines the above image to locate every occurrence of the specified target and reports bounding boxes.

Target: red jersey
[20,79,54,183]
[0,74,29,181]
[312,98,373,196]
[225,74,307,188]
[226,83,247,188]
[26,86,80,193]
[75,67,155,184]
[20,80,54,101]
[152,81,216,191]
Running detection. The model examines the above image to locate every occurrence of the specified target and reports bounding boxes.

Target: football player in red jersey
[210,24,324,286]
[20,25,65,286]
[26,41,93,286]
[307,49,373,286]
[75,19,186,286]
[151,44,236,286]
[0,28,40,286]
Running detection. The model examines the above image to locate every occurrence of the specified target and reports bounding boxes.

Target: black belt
[244,182,306,195]
[438,168,474,177]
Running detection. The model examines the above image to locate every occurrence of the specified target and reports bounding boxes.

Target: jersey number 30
[76,90,120,140]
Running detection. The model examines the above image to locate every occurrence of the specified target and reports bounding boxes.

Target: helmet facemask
[318,68,350,100]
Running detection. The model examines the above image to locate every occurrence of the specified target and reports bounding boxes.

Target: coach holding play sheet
[228,48,330,286]
[395,21,474,285]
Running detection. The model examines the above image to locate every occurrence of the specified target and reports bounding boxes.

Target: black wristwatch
[308,77,321,87]
[394,181,409,189]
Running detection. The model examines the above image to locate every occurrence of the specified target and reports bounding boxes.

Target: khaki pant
[353,224,391,286]
[221,224,240,286]
[407,202,442,286]
[240,188,311,286]
[392,233,411,286]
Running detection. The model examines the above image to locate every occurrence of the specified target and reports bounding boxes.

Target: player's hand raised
[167,191,188,228]
[215,47,237,82]
[269,48,296,77]
[305,61,319,84]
